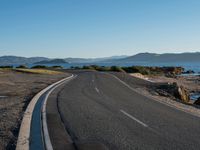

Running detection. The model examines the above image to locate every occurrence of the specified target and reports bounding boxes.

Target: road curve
[46,71,200,150]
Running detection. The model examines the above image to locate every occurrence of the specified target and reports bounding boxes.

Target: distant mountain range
[117,52,200,63]
[63,55,128,63]
[0,56,49,65]
[0,52,199,65]
[0,55,128,65]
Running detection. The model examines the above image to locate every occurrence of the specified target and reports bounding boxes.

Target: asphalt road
[47,71,200,150]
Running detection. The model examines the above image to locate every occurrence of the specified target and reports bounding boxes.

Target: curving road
[46,71,200,150]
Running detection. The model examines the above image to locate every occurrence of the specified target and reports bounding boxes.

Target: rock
[156,89,170,97]
[174,84,190,103]
[162,67,184,75]
[194,97,200,105]
[156,82,190,103]
[183,70,195,74]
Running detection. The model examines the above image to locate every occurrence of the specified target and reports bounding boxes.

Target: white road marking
[105,73,200,118]
[92,79,94,82]
[0,96,7,98]
[42,75,76,150]
[95,87,100,93]
[120,109,148,127]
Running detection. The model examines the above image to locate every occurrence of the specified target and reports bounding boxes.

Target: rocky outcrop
[194,97,200,105]
[174,85,190,103]
[182,70,195,74]
[156,82,190,103]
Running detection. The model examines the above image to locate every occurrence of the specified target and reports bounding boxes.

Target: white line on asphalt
[120,109,148,127]
[0,96,7,98]
[95,87,100,93]
[16,74,76,150]
[92,79,94,82]
[105,73,200,118]
[42,75,77,150]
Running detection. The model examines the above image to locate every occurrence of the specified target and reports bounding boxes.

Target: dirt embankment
[0,69,68,150]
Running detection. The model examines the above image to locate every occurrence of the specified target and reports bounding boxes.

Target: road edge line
[42,75,75,150]
[16,74,74,150]
[106,72,200,118]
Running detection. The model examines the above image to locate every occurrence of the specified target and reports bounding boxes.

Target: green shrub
[51,65,63,69]
[16,65,28,69]
[70,66,81,69]
[82,66,95,70]
[110,66,125,72]
[31,65,47,69]
[0,65,13,69]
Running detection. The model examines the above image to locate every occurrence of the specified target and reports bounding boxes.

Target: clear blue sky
[0,0,200,58]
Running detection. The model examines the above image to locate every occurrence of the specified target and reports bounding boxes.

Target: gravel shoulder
[0,69,69,150]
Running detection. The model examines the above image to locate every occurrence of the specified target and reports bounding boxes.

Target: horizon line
[0,51,200,59]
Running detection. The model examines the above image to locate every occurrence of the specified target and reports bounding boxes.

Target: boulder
[156,82,190,103]
[174,85,190,103]
[194,97,200,105]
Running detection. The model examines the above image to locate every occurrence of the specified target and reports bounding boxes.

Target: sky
[0,0,200,58]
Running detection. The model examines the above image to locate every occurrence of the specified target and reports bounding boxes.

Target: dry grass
[14,69,63,75]
[0,70,68,149]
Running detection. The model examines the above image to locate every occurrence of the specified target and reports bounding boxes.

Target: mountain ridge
[0,52,199,65]
[118,52,200,63]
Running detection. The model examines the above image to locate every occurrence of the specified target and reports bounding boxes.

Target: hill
[34,59,68,64]
[0,56,49,65]
[0,53,199,65]
[118,52,200,63]
[64,55,128,63]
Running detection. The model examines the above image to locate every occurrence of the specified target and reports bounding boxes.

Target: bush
[31,65,47,69]
[51,65,63,69]
[16,65,28,69]
[110,66,125,72]
[73,65,124,72]
[70,66,81,69]
[0,65,13,69]
[82,66,95,70]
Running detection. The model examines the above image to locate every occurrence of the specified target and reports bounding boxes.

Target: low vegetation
[15,69,62,75]
[0,64,184,76]
[71,65,184,76]
[0,65,64,75]
[31,65,48,69]
[31,65,63,69]
[0,65,13,69]
[16,65,28,69]
[50,65,63,69]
